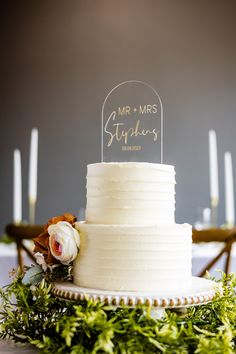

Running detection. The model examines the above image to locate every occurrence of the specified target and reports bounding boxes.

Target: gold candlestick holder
[29,199,36,225]
[210,197,218,227]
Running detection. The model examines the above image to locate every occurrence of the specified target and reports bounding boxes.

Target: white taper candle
[203,208,211,226]
[29,128,38,202]
[209,130,219,203]
[29,128,38,224]
[224,152,235,227]
[13,149,22,224]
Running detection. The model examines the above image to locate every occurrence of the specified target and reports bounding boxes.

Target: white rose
[48,221,80,265]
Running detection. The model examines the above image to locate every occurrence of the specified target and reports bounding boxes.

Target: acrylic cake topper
[101,80,163,163]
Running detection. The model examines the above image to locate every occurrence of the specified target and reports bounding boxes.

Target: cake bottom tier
[74,222,192,292]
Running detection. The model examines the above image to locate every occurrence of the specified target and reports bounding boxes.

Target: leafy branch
[0,269,236,353]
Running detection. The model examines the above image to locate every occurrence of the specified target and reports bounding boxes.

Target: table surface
[0,340,39,353]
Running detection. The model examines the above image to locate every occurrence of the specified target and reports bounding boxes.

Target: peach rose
[33,213,77,266]
[48,221,80,265]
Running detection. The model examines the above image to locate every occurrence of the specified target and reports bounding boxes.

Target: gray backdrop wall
[1,0,236,234]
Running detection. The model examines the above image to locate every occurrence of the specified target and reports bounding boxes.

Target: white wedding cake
[74,162,192,292]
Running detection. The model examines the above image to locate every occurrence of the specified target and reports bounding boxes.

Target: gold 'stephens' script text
[104,109,159,147]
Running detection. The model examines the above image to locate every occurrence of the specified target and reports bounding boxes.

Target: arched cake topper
[101,80,163,163]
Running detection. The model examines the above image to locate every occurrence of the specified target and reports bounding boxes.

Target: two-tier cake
[74,162,192,292]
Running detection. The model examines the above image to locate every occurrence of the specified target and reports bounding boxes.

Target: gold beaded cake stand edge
[52,277,220,318]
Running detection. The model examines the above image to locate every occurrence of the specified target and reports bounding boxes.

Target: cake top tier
[88,162,174,169]
[87,162,175,183]
[85,162,176,225]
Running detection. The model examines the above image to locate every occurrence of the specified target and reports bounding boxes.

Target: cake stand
[52,277,221,319]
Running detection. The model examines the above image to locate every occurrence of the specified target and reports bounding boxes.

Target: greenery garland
[0,268,236,354]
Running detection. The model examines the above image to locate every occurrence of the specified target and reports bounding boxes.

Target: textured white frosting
[74,162,192,292]
[86,162,176,225]
[74,222,192,292]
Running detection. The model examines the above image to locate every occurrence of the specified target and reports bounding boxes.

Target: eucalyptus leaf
[22,264,44,285]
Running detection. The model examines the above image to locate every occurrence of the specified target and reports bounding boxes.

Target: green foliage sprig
[0,269,236,353]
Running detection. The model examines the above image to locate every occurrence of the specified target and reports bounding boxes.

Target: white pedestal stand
[52,277,221,319]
